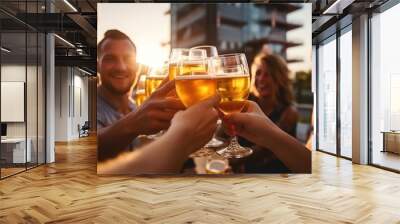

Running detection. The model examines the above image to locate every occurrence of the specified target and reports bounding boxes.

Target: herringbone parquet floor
[1,136,400,223]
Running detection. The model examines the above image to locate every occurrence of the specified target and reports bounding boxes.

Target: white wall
[54,67,89,141]
[1,65,31,138]
[55,66,69,141]
[1,65,26,148]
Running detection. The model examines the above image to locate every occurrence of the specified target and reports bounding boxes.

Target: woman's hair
[251,53,294,106]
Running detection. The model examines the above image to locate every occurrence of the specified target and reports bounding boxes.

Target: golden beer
[170,62,207,80]
[168,63,178,80]
[134,89,147,107]
[216,75,250,115]
[175,75,216,107]
[145,76,164,97]
[180,62,207,76]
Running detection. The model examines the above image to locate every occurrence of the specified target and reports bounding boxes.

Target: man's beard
[104,79,135,96]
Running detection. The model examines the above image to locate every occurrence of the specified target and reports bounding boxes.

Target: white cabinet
[1,138,32,163]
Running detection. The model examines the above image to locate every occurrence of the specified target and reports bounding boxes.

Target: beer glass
[134,74,147,107]
[190,46,225,149]
[175,49,220,157]
[169,48,189,80]
[175,49,213,107]
[145,66,168,139]
[145,68,165,97]
[181,49,208,77]
[190,45,218,58]
[175,73,216,107]
[214,54,252,159]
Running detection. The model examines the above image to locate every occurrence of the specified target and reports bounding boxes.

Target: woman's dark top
[238,93,297,173]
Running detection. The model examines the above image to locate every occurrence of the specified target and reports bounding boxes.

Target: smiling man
[97,29,184,162]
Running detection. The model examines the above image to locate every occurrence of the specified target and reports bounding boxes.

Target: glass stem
[227,136,241,151]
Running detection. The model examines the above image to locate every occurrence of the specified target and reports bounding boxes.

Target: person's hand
[223,101,280,147]
[224,101,311,173]
[167,95,220,154]
[128,80,185,135]
[160,75,178,97]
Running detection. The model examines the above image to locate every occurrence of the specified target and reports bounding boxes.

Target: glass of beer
[179,49,208,77]
[214,53,252,159]
[169,48,189,80]
[175,49,220,157]
[190,46,225,149]
[145,67,166,97]
[175,49,213,107]
[190,45,218,58]
[145,66,168,140]
[134,74,147,107]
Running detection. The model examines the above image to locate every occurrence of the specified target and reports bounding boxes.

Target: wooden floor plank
[0,136,399,223]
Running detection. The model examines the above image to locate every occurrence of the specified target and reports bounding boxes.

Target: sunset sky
[98,3,171,69]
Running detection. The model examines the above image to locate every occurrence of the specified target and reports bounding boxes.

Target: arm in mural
[224,101,311,173]
[97,95,219,175]
[97,80,184,161]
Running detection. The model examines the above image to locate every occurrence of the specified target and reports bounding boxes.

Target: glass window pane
[27,31,38,169]
[371,3,400,171]
[1,30,28,177]
[339,29,352,158]
[317,36,337,154]
[1,1,46,179]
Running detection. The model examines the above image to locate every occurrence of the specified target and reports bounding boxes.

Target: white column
[352,14,369,164]
[45,1,55,163]
[46,33,55,163]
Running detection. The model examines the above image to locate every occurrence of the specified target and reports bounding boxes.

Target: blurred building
[169,3,303,65]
